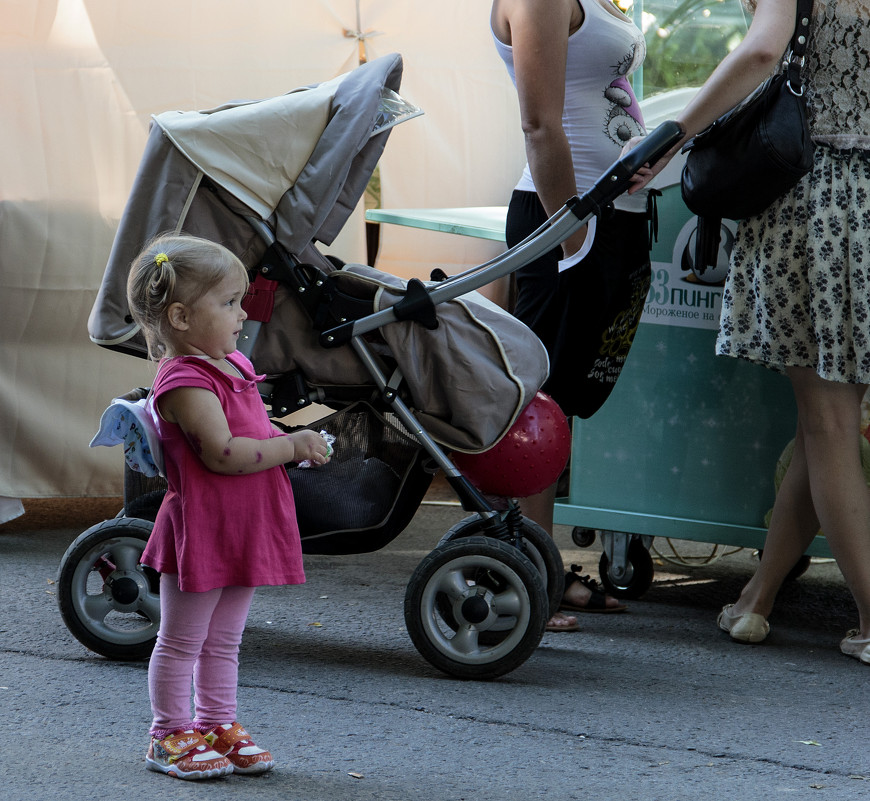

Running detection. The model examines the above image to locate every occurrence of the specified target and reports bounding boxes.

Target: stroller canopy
[155,77,341,222]
[155,73,421,224]
[89,53,409,353]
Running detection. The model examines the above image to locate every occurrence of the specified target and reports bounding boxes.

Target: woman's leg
[789,370,870,636]
[731,369,870,635]
[519,485,575,629]
[518,484,556,539]
[149,575,223,734]
[519,484,623,624]
[192,585,256,728]
[728,421,820,619]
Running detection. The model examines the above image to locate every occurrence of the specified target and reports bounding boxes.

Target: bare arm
[499,0,588,256]
[159,386,330,475]
[627,0,797,192]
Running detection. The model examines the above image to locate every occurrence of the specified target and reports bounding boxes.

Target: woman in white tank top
[492,0,652,628]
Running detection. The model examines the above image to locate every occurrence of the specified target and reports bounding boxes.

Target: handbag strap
[785,0,813,94]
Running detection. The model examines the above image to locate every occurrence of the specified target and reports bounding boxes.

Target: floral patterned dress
[716,0,870,382]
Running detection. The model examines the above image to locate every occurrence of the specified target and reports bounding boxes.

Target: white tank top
[493,0,647,212]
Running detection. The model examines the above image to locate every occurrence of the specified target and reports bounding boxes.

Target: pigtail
[148,253,177,315]
[127,248,178,360]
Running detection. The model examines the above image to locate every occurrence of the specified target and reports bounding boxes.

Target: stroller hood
[89,53,406,354]
[155,76,342,222]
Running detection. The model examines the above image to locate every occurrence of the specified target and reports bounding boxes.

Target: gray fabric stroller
[57,52,682,679]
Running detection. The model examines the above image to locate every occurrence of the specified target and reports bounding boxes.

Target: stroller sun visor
[153,79,340,221]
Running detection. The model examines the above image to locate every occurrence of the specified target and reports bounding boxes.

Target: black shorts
[506,190,652,419]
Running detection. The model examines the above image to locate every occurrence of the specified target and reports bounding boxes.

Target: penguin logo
[679,220,735,286]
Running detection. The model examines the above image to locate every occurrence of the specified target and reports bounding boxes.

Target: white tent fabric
[0,0,524,499]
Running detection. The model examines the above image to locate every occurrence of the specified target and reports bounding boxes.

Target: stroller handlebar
[617,120,684,178]
[571,120,685,216]
[318,121,685,349]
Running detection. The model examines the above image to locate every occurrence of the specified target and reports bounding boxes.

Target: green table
[366,206,508,242]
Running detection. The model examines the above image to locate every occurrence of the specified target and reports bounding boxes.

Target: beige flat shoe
[840,630,870,664]
[717,603,769,643]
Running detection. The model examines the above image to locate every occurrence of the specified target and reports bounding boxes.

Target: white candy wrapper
[296,430,335,468]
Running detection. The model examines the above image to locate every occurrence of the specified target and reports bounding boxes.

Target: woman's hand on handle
[622,0,796,195]
[621,134,681,194]
[621,0,797,195]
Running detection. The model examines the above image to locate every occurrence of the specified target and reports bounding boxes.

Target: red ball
[452,392,571,498]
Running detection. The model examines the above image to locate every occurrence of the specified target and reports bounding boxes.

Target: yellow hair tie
[155,253,169,266]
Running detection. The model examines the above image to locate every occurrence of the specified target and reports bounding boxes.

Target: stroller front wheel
[438,512,564,621]
[404,536,547,680]
[57,517,159,660]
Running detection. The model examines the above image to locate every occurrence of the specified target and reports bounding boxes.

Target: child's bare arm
[159,386,330,475]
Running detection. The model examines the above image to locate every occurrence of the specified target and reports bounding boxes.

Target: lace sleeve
[805,0,870,149]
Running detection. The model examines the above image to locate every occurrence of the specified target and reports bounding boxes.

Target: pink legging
[149,574,256,736]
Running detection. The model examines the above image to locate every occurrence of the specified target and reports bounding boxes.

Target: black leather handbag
[680,0,813,267]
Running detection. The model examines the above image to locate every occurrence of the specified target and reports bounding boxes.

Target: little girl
[126,233,331,780]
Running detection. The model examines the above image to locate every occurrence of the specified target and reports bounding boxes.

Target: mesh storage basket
[289,400,433,554]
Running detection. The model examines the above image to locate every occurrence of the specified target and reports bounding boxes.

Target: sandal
[199,722,275,775]
[560,564,627,614]
[545,611,580,632]
[145,730,233,780]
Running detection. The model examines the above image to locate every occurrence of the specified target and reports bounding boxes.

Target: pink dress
[141,351,305,592]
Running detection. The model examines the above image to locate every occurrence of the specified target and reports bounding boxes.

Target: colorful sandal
[145,729,233,780]
[201,722,275,775]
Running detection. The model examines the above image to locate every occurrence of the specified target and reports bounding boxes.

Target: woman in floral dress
[629,0,870,660]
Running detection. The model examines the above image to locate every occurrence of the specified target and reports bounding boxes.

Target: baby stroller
[57,52,681,680]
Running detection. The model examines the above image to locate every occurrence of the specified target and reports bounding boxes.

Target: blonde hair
[126,233,249,360]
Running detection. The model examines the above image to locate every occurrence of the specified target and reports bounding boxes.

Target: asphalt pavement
[2,493,870,801]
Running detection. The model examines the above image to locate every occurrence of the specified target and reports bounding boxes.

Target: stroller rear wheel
[404,536,547,680]
[57,517,159,660]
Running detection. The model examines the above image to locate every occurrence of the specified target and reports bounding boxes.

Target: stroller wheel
[57,517,159,660]
[438,513,564,621]
[404,536,547,680]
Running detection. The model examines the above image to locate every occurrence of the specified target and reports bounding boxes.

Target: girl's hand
[287,429,332,466]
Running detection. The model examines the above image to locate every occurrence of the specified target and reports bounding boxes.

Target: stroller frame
[57,49,682,679]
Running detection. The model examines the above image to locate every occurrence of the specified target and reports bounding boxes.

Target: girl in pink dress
[126,233,331,780]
